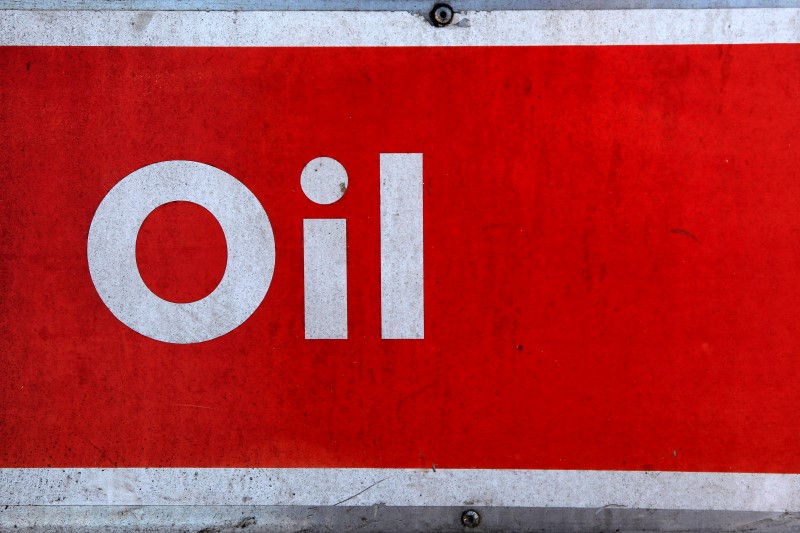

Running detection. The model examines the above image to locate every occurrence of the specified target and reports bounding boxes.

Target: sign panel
[2,7,800,523]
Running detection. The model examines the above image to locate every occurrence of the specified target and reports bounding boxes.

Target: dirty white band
[1,468,799,511]
[2,9,800,46]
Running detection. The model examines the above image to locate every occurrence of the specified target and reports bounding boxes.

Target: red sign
[2,44,800,474]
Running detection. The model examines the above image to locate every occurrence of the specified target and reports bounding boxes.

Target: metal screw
[431,3,454,26]
[461,509,481,528]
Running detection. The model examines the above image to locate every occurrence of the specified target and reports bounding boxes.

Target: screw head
[431,3,454,26]
[461,509,481,528]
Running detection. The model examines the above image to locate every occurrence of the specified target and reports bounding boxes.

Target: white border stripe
[1,469,799,511]
[1,9,800,46]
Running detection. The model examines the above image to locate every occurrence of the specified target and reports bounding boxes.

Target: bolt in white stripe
[304,219,348,339]
[380,153,423,339]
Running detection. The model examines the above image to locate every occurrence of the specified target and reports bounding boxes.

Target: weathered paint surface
[3,9,800,530]
[4,41,800,473]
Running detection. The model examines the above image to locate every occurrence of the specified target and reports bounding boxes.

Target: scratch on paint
[333,477,390,506]
[670,228,700,243]
[174,403,219,411]
[595,504,628,514]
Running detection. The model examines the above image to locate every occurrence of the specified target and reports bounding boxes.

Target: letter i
[301,157,348,339]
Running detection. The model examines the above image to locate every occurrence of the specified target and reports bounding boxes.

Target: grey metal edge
[2,506,800,532]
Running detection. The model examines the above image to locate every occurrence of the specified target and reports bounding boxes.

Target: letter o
[87,160,275,344]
